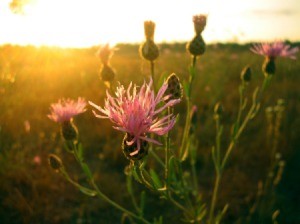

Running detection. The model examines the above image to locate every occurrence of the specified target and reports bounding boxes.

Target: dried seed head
[61,120,78,142]
[96,44,115,65]
[144,21,156,40]
[100,64,116,82]
[164,73,183,103]
[193,15,207,35]
[122,133,149,161]
[48,154,63,172]
[263,57,276,76]
[187,35,206,56]
[241,66,252,83]
[140,40,159,61]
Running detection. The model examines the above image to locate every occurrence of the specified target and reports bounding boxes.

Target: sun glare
[0,0,299,47]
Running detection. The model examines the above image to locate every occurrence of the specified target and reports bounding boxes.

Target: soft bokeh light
[0,0,299,47]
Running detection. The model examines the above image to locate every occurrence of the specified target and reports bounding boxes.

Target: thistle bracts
[48,154,63,172]
[61,120,78,141]
[96,44,117,84]
[241,66,252,83]
[122,133,149,161]
[99,64,116,82]
[164,73,183,103]
[187,15,207,56]
[140,21,159,61]
[262,57,276,77]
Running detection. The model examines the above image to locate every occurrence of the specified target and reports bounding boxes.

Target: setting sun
[0,0,300,47]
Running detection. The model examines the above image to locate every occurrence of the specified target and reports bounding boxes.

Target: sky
[0,0,300,47]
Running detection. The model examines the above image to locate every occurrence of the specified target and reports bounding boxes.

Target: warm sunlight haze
[0,0,300,47]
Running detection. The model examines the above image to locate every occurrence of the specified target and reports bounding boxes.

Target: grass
[0,42,299,223]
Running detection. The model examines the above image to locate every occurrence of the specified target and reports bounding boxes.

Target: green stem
[237,84,245,128]
[215,117,221,167]
[208,173,221,224]
[90,180,151,224]
[150,60,156,92]
[72,143,151,224]
[179,55,197,160]
[221,103,255,170]
[149,148,165,168]
[165,107,171,192]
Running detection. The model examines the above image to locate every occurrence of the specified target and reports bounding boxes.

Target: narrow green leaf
[126,172,133,195]
[82,163,93,179]
[77,185,97,197]
[149,169,163,189]
[77,143,84,161]
[183,81,189,98]
[132,166,142,183]
[140,191,146,216]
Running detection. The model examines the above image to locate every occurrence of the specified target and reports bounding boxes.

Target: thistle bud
[214,102,223,119]
[140,40,159,61]
[164,73,183,103]
[193,15,207,35]
[263,57,276,76]
[144,21,156,40]
[241,66,251,83]
[187,35,206,56]
[48,154,63,172]
[122,133,149,161]
[99,64,115,82]
[61,120,78,142]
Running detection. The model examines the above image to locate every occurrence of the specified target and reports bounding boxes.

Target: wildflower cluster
[47,13,299,224]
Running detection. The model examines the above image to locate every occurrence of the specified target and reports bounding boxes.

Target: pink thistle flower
[89,79,180,156]
[251,41,299,59]
[48,97,87,123]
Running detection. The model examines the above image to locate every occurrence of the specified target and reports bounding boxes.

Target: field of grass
[0,42,299,223]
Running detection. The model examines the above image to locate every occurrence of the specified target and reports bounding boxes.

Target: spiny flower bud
[122,133,149,161]
[214,102,223,118]
[164,73,183,103]
[140,40,159,61]
[144,21,156,40]
[99,64,116,82]
[61,120,78,142]
[263,57,276,76]
[193,15,207,35]
[48,154,63,172]
[187,35,206,56]
[241,66,251,83]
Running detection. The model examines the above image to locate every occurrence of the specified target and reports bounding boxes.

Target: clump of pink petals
[251,41,299,59]
[48,98,87,123]
[89,79,180,156]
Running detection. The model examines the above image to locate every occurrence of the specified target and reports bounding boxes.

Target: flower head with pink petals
[251,41,299,59]
[48,97,87,123]
[89,79,180,157]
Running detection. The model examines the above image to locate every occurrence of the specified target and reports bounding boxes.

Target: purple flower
[48,98,87,123]
[89,79,180,156]
[251,41,299,59]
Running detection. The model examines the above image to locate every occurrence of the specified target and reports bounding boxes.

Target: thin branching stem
[179,55,197,160]
[71,143,151,224]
